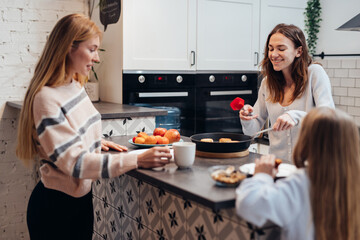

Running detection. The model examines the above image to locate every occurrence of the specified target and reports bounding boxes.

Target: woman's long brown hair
[260,23,312,103]
[16,14,102,167]
[293,107,360,240]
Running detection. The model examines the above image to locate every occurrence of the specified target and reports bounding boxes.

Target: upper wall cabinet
[197,0,260,71]
[123,0,196,71]
[259,0,307,60]
[123,0,306,71]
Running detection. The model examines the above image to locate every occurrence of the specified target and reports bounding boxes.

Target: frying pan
[190,132,253,153]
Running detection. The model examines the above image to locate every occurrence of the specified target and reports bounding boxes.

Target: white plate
[208,165,246,187]
[130,149,175,171]
[239,163,297,178]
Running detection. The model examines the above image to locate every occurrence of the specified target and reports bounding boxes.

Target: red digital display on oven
[223,75,234,81]
[154,75,167,84]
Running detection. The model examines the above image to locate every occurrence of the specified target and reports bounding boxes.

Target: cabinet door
[197,0,260,71]
[260,0,307,59]
[123,0,196,71]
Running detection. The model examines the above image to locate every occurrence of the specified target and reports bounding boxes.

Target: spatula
[251,127,273,138]
[230,97,245,110]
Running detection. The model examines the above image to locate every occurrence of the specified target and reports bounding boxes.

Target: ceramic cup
[173,142,196,169]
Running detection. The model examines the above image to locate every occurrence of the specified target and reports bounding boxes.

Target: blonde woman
[16,14,171,240]
[240,24,334,161]
[236,107,360,240]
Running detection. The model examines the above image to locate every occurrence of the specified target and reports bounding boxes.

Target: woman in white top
[240,24,334,161]
[236,107,360,240]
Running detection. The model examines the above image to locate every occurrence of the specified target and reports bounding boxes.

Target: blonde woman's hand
[254,154,277,178]
[101,139,128,152]
[137,147,172,169]
[272,113,295,131]
[239,104,258,120]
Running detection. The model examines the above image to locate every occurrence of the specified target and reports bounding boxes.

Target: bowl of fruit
[129,128,182,148]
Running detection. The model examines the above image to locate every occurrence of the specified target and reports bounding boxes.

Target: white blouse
[241,64,335,161]
[236,169,314,240]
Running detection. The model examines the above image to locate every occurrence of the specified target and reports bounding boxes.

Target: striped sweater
[33,80,137,193]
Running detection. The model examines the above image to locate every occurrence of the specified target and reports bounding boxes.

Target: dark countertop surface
[7,101,168,119]
[105,135,288,210]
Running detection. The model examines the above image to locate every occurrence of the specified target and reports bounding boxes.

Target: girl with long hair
[240,23,334,161]
[236,107,360,240]
[16,13,171,240]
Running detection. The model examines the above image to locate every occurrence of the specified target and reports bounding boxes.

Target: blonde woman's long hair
[293,107,360,240]
[16,13,102,167]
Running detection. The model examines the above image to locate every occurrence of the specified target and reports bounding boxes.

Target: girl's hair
[16,13,102,166]
[260,23,312,103]
[293,107,360,240]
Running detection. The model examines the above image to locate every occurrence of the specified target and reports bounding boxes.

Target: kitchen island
[93,135,282,240]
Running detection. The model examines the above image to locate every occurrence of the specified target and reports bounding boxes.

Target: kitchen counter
[6,100,168,119]
[94,135,281,239]
[107,135,266,210]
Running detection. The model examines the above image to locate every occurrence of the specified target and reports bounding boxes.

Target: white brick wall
[317,57,360,126]
[0,1,87,239]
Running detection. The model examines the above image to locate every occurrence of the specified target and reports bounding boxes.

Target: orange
[144,135,157,144]
[164,129,180,143]
[137,132,148,138]
[134,137,145,144]
[154,135,162,143]
[157,136,169,145]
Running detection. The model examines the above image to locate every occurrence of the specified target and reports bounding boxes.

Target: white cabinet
[123,0,259,71]
[123,0,196,71]
[259,0,307,61]
[197,0,260,71]
[123,0,306,71]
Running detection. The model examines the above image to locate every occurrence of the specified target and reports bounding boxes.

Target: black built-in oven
[123,72,196,136]
[123,72,258,137]
[195,73,258,134]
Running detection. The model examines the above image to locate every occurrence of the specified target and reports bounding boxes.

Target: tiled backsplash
[101,117,156,137]
[316,58,360,126]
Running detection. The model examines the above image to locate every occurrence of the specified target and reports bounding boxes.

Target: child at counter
[16,14,172,240]
[236,107,360,240]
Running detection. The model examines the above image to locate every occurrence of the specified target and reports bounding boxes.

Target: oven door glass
[125,90,196,137]
[195,88,256,134]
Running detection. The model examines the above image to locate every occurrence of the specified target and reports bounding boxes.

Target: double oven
[123,71,259,137]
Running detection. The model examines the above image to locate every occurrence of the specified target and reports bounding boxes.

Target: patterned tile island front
[92,136,281,240]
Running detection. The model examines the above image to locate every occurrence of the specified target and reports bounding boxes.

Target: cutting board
[196,149,249,158]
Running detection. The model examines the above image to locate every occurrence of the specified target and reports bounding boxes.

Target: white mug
[173,142,196,169]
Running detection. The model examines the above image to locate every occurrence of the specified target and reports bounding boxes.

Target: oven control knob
[138,75,145,83]
[209,75,215,83]
[176,75,183,83]
[241,75,247,82]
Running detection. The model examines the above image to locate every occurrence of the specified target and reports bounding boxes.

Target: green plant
[304,0,322,56]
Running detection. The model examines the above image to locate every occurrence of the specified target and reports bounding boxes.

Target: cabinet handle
[191,51,196,66]
[254,52,259,66]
